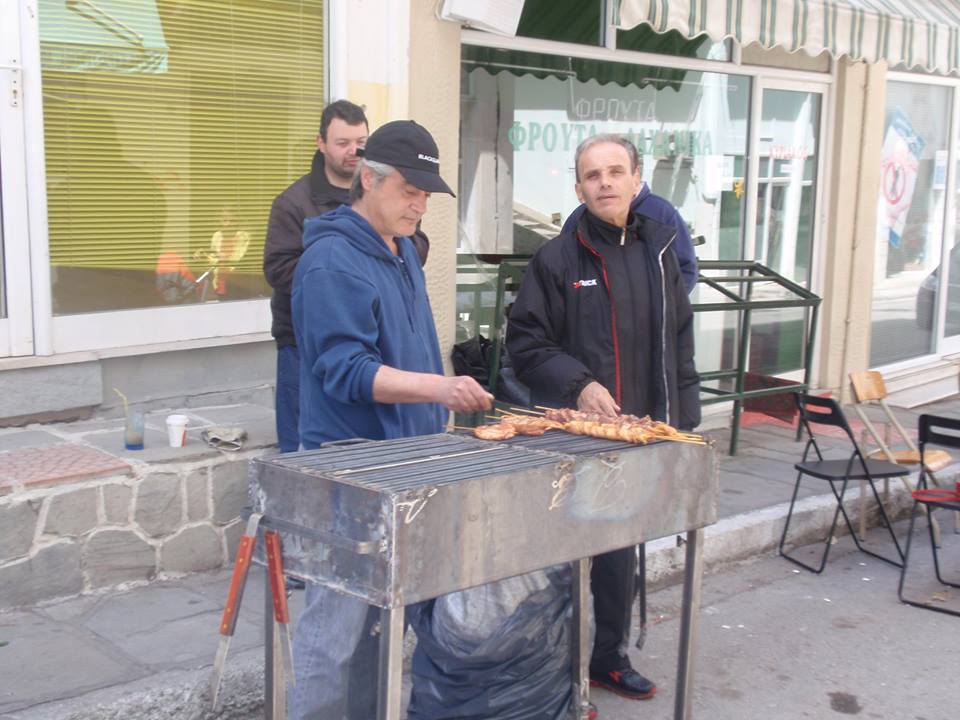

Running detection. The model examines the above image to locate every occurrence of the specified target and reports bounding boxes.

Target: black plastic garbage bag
[452,335,492,387]
[406,565,575,720]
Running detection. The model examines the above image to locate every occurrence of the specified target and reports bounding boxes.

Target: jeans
[289,584,380,720]
[276,344,301,453]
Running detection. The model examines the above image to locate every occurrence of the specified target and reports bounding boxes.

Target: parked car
[916,242,960,331]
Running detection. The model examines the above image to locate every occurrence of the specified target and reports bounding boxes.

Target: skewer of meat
[473,423,517,441]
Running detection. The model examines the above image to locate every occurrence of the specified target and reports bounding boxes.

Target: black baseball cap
[356,120,455,196]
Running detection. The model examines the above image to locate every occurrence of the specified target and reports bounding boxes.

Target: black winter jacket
[263,151,429,346]
[506,212,700,430]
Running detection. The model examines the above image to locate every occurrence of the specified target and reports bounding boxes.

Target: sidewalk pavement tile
[78,585,259,669]
[81,586,222,640]
[0,610,146,713]
[0,431,65,453]
[102,609,262,667]
[83,428,216,463]
[187,405,277,448]
[715,472,819,517]
[0,444,131,493]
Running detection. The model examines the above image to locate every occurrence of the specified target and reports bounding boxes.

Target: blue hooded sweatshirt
[561,182,698,293]
[292,205,447,448]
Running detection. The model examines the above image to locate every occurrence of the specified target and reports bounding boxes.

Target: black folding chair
[779,393,908,573]
[897,414,960,617]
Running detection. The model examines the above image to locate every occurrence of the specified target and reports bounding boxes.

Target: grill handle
[320,437,373,448]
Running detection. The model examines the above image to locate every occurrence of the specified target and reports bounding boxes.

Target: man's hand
[437,376,494,413]
[371,366,493,412]
[577,381,620,416]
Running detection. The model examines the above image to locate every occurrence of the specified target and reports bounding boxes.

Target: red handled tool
[264,529,295,681]
[210,513,295,710]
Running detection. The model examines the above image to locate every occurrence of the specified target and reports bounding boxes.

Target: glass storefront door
[747,86,823,376]
[870,81,952,367]
[941,96,960,349]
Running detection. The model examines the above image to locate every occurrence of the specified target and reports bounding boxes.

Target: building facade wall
[818,59,887,401]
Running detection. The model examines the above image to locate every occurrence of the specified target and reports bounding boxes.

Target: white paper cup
[166,414,189,448]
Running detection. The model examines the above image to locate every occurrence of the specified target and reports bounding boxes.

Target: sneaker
[588,701,599,720]
[589,668,656,700]
[284,576,306,591]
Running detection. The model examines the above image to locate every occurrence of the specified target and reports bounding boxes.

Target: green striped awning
[617,0,960,74]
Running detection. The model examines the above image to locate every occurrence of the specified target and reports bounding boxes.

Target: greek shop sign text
[508,122,714,156]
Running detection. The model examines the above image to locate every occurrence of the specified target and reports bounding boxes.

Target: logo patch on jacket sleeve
[571,278,598,289]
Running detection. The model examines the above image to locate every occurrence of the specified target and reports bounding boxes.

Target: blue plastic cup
[124,411,145,450]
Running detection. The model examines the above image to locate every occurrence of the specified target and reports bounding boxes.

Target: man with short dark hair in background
[263,100,430,452]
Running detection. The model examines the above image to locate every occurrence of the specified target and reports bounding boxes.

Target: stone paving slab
[0,610,147,713]
[106,609,262,668]
[716,473,819,517]
[0,431,65,453]
[82,586,222,641]
[0,444,132,494]
[83,428,215,464]
[188,405,277,450]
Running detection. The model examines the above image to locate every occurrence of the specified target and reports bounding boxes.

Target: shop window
[870,81,951,366]
[39,0,324,315]
[459,47,749,256]
[458,46,751,375]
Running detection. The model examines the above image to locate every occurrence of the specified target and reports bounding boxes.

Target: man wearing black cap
[289,120,492,719]
[263,101,431,454]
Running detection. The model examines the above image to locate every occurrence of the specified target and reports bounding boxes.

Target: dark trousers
[276,344,301,453]
[590,546,637,673]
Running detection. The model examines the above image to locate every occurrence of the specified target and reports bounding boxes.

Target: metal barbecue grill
[250,430,718,720]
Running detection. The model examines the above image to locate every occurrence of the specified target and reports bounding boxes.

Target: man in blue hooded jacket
[289,120,492,719]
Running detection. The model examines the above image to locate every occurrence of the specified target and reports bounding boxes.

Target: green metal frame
[693,260,821,455]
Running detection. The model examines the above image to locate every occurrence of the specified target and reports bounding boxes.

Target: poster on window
[878,108,925,249]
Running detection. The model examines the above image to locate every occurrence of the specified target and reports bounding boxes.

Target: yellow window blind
[39,0,324,314]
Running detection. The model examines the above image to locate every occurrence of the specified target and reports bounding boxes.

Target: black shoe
[589,667,656,700]
[284,576,305,591]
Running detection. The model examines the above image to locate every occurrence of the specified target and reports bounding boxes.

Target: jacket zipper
[659,232,677,424]
[577,231,622,406]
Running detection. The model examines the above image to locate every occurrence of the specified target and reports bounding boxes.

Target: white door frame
[0,0,34,357]
[744,77,831,382]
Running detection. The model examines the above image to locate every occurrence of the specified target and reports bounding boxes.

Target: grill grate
[451,429,662,456]
[265,433,564,492]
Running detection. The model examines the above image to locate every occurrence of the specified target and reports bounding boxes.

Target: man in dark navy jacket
[289,120,491,719]
[506,133,700,702]
[560,176,698,294]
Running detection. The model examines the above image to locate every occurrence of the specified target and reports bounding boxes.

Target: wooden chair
[848,371,956,543]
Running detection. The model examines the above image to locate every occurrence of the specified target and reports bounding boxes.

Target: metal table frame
[262,525,706,720]
[693,261,821,455]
